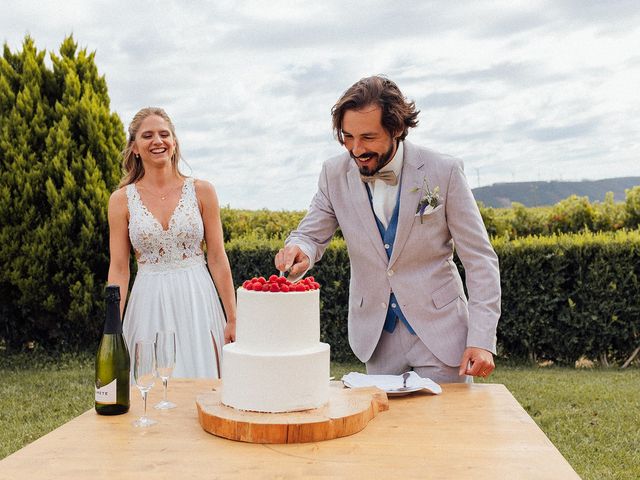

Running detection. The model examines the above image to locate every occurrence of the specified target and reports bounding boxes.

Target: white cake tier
[235,287,320,353]
[221,342,330,413]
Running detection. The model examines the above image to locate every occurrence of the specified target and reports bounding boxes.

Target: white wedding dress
[123,178,226,378]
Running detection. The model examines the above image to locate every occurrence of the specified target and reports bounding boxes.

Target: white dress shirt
[368,141,404,229]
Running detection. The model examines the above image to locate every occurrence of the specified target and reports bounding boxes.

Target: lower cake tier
[221,342,330,413]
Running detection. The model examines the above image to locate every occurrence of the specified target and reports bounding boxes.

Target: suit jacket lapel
[347,163,389,264]
[389,142,425,269]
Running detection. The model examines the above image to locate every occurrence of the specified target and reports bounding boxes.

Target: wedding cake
[221,276,330,413]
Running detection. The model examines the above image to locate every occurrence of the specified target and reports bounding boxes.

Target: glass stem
[142,390,148,418]
[163,378,168,402]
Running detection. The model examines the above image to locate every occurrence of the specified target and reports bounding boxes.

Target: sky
[2,0,640,210]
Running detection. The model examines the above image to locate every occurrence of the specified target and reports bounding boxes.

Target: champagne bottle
[95,285,130,415]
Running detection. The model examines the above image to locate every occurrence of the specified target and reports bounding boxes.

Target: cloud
[417,90,481,109]
[472,6,551,38]
[1,1,639,209]
[524,118,601,142]
[551,0,640,30]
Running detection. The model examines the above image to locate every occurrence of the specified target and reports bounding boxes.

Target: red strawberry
[244,283,253,290]
[312,282,320,289]
[307,276,315,282]
[258,276,267,284]
[251,282,262,290]
[269,283,280,292]
[295,284,306,292]
[276,276,287,284]
[261,284,270,292]
[280,284,290,292]
[269,274,279,283]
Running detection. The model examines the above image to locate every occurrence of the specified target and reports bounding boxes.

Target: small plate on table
[384,386,426,397]
[341,371,442,396]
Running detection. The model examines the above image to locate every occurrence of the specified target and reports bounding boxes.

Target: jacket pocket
[415,204,445,224]
[432,279,462,309]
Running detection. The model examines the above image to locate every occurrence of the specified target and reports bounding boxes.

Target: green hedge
[220,208,306,242]
[493,230,640,363]
[223,189,640,241]
[479,187,640,239]
[3,226,638,364]
[219,186,640,242]
[226,231,640,364]
[220,207,344,242]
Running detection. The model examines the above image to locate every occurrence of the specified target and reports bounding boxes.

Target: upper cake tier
[235,287,320,353]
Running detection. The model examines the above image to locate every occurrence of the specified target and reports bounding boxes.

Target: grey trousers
[366,320,472,384]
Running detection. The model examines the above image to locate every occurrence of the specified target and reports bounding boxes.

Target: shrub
[626,186,640,229]
[592,192,627,232]
[493,231,640,363]
[0,36,123,349]
[548,195,595,234]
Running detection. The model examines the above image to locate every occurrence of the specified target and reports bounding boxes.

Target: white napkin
[341,371,442,395]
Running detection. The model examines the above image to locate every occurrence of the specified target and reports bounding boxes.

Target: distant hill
[472,177,640,208]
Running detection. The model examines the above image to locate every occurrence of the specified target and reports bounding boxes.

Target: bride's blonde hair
[119,107,185,187]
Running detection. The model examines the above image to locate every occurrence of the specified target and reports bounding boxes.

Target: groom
[275,76,501,383]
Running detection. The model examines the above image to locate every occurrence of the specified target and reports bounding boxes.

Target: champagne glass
[154,330,177,409]
[132,340,157,427]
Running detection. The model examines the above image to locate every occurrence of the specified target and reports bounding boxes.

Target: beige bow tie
[360,170,398,186]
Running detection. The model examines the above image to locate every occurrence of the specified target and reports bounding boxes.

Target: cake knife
[279,267,305,284]
[285,268,305,284]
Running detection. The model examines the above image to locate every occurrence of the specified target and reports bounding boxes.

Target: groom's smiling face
[341,105,398,176]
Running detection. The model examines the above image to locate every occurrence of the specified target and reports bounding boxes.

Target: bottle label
[95,379,117,404]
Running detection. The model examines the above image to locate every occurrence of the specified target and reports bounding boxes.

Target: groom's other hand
[459,347,495,378]
[275,245,310,280]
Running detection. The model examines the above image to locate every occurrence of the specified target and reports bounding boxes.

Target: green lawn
[0,353,94,459]
[1,353,638,479]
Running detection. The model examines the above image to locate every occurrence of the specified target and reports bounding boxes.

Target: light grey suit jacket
[287,141,501,366]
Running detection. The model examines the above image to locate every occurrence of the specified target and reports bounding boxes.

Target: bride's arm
[196,179,237,343]
[107,188,131,317]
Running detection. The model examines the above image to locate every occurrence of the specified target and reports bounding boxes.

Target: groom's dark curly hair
[331,75,420,144]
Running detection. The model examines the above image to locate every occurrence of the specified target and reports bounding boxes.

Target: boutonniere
[411,178,440,224]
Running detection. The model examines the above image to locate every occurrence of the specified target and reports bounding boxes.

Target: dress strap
[125,183,145,218]
[184,177,198,204]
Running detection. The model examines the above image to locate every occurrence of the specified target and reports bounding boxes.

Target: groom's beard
[352,140,396,176]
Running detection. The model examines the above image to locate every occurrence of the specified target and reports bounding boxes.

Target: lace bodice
[126,178,205,270]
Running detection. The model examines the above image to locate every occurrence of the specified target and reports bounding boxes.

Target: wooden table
[0,380,580,479]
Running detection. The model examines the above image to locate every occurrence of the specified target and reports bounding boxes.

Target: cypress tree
[0,35,124,349]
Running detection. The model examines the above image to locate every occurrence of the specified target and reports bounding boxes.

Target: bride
[107,107,235,378]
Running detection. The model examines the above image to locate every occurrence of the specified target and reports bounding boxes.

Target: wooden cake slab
[196,381,388,443]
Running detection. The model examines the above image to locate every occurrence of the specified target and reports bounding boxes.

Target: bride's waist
[136,256,206,274]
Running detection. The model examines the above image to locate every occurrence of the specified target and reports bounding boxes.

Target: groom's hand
[275,245,310,280]
[459,347,495,378]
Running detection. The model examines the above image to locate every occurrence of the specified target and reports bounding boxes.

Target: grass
[1,352,638,479]
[480,364,640,480]
[0,352,95,459]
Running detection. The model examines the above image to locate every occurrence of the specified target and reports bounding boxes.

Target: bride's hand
[224,320,236,343]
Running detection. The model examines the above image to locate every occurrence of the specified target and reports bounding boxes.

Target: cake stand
[196,381,388,443]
